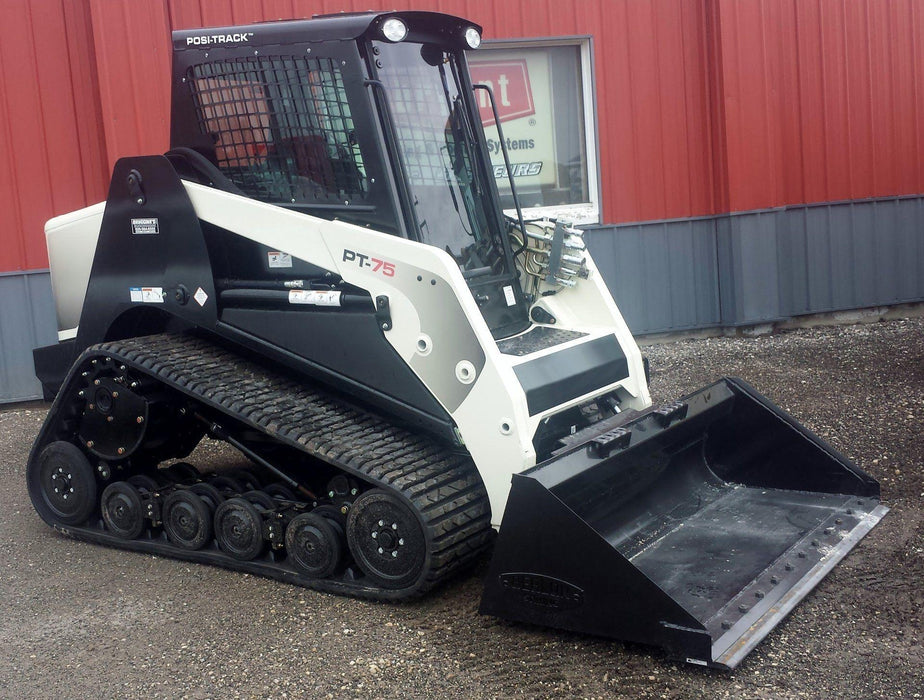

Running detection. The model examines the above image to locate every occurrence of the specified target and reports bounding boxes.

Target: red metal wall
[0,0,108,273]
[3,0,924,273]
[89,1,173,167]
[714,0,924,212]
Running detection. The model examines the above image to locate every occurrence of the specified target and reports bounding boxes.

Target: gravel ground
[1,318,921,699]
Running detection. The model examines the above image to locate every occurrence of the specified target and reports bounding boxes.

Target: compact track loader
[28,11,886,669]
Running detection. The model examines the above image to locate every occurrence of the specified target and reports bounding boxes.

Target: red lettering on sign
[470,59,535,127]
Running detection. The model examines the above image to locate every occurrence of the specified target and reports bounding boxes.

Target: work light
[381,18,408,43]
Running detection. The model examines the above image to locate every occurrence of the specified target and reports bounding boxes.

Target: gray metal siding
[0,271,57,403]
[585,218,721,334]
[718,197,924,324]
[719,212,784,324]
[589,194,924,332]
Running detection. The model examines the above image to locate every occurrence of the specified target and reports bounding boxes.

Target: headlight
[381,18,408,43]
[464,26,482,49]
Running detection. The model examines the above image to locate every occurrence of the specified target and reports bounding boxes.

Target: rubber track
[45,333,494,600]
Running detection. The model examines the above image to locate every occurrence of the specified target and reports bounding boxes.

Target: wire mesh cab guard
[184,55,368,206]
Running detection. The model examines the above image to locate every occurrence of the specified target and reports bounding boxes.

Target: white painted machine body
[44,183,652,525]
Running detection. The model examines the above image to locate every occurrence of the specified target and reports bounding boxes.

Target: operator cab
[170,12,529,338]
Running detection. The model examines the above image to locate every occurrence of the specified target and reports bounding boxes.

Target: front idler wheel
[163,490,212,550]
[29,441,98,526]
[285,512,344,579]
[346,489,428,589]
[214,497,265,560]
[100,481,146,539]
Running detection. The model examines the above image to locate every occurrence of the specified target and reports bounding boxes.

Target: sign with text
[470,50,557,189]
[471,59,535,127]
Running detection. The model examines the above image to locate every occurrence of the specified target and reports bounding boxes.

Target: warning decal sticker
[288,290,341,306]
[268,251,293,268]
[131,218,159,235]
[194,287,209,307]
[129,287,165,303]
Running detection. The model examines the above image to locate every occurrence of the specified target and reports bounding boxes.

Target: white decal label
[503,285,516,307]
[194,287,208,307]
[131,218,159,235]
[186,32,254,46]
[268,251,293,268]
[130,287,164,303]
[288,290,342,307]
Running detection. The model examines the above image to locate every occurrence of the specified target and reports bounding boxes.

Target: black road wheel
[100,481,145,539]
[189,482,224,509]
[227,469,263,490]
[242,489,276,510]
[127,474,161,494]
[163,490,212,550]
[29,441,98,526]
[313,503,347,528]
[346,489,428,589]
[263,483,297,502]
[285,512,344,579]
[208,475,244,495]
[214,497,265,560]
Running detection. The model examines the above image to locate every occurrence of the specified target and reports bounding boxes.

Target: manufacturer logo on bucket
[499,573,584,610]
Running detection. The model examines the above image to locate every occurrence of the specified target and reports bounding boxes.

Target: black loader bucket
[480,378,887,669]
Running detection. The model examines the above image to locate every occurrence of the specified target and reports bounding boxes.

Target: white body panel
[183,183,651,525]
[44,183,650,526]
[44,202,105,333]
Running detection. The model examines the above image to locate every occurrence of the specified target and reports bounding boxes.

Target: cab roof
[172,11,482,52]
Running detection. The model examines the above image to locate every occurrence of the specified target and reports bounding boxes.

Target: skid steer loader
[27,11,886,669]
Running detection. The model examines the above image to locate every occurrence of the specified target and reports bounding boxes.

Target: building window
[469,38,599,225]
